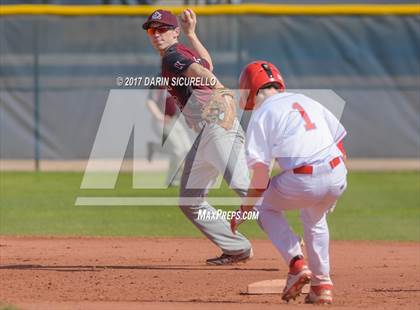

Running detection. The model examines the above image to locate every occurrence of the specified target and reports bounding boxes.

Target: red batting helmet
[238,61,285,110]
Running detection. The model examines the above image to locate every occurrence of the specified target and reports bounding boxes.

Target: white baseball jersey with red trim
[246,92,346,171]
[246,91,348,287]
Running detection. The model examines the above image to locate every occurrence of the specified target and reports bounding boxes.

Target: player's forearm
[184,63,223,89]
[146,100,165,121]
[186,33,214,71]
[242,163,270,211]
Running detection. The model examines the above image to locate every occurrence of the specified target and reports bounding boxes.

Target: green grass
[0,171,419,241]
[0,304,21,310]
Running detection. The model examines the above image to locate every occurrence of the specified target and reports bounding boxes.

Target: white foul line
[75,197,244,206]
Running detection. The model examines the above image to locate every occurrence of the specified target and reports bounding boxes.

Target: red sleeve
[162,50,195,76]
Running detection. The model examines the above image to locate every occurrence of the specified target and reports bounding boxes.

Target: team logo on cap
[151,11,162,20]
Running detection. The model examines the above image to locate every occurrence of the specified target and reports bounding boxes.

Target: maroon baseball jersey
[161,43,212,128]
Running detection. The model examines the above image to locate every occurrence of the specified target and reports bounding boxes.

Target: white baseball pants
[256,161,347,285]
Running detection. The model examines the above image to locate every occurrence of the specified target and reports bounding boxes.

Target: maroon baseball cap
[142,9,178,30]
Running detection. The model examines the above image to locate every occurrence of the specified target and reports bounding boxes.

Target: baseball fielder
[146,86,191,187]
[231,61,348,304]
[143,9,252,265]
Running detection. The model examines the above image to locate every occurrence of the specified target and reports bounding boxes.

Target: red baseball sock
[289,255,305,274]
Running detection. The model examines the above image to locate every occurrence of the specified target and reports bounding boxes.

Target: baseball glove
[201,89,236,130]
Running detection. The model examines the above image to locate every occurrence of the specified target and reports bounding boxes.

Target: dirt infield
[0,237,419,310]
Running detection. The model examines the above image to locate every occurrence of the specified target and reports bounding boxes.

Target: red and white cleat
[305,284,333,304]
[281,265,312,302]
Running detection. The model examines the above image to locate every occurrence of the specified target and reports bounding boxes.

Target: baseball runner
[231,61,348,304]
[146,86,191,187]
[143,9,252,265]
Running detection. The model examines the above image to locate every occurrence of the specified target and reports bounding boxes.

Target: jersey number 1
[292,102,316,131]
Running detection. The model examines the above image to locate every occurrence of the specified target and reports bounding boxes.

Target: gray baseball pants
[179,119,252,255]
